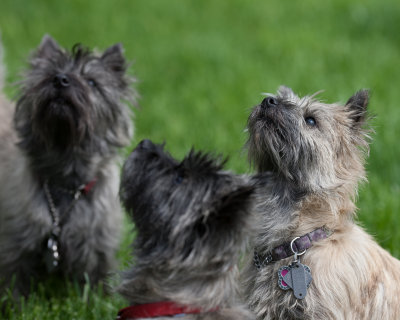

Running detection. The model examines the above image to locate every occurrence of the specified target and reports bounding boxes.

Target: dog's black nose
[54,74,70,88]
[261,97,278,108]
[138,139,156,150]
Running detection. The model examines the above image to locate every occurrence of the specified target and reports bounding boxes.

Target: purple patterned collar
[254,227,333,270]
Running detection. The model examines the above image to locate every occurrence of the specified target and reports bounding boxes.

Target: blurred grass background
[0,0,399,318]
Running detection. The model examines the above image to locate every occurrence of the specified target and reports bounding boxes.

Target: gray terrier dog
[0,35,135,297]
[242,86,400,319]
[117,140,256,320]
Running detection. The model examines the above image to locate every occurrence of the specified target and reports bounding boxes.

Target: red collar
[117,301,213,319]
[40,178,97,196]
[81,179,97,195]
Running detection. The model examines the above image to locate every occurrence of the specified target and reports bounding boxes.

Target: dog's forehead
[80,57,104,73]
[304,99,346,118]
[58,47,100,70]
[36,51,95,74]
[276,90,333,113]
[276,86,299,101]
[269,87,302,108]
[275,93,311,110]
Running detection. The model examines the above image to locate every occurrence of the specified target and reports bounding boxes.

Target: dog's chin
[255,149,278,173]
[251,105,273,124]
[248,132,279,173]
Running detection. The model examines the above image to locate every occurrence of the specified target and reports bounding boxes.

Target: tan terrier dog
[242,86,400,319]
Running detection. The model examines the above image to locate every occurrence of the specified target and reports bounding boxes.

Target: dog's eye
[175,169,185,184]
[305,117,317,127]
[87,79,96,87]
[175,175,184,184]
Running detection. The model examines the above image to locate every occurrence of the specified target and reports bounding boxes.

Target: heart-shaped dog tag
[278,266,291,290]
[278,262,312,299]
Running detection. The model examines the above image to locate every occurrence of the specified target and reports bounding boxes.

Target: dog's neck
[36,154,99,190]
[18,139,114,189]
[253,172,356,252]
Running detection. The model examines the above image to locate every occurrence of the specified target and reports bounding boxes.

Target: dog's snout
[54,74,70,88]
[138,139,156,150]
[261,97,278,108]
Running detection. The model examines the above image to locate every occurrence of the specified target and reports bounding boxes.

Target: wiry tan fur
[243,86,400,319]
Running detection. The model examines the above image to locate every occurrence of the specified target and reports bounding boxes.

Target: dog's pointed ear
[101,43,127,74]
[35,34,61,59]
[346,89,369,128]
[215,184,255,219]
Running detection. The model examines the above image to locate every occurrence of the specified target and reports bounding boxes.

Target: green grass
[1,0,400,318]
[1,279,124,320]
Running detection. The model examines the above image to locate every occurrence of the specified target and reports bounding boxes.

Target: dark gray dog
[117,140,256,320]
[0,35,135,297]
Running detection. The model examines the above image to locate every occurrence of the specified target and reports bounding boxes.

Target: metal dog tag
[44,236,60,273]
[278,261,312,299]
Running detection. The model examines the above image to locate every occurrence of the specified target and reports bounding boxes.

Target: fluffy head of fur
[247,86,371,194]
[121,140,255,273]
[14,35,134,160]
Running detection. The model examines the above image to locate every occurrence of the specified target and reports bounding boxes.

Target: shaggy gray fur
[118,140,256,320]
[0,35,135,298]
